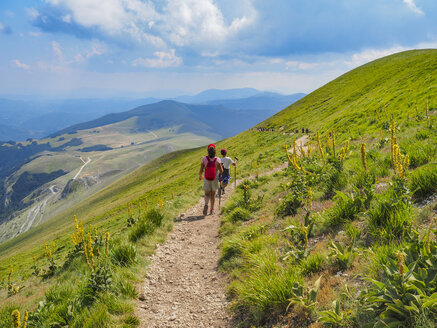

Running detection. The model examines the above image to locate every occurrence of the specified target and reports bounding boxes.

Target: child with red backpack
[199,144,223,216]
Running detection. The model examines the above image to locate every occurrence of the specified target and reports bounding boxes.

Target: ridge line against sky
[0,0,436,98]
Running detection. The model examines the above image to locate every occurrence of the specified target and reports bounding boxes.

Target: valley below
[0,125,212,243]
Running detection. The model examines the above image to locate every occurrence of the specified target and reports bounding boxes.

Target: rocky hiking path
[136,136,308,327]
[136,183,236,328]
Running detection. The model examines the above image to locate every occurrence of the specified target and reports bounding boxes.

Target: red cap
[208,143,216,149]
[221,148,227,153]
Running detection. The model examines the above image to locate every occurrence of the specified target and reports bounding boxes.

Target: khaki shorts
[203,178,219,191]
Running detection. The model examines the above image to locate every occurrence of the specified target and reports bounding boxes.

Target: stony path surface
[136,135,308,327]
[136,183,236,328]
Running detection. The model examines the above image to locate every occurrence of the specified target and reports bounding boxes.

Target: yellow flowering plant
[43,241,57,276]
[7,264,21,296]
[71,215,85,251]
[84,230,112,293]
[316,131,325,162]
[31,256,40,276]
[127,203,136,227]
[11,309,28,328]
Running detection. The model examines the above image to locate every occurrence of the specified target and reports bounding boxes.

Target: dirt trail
[136,135,308,327]
[136,184,236,327]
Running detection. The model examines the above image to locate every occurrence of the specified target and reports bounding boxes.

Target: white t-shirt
[221,156,233,169]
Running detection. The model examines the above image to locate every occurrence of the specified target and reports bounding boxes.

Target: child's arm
[217,161,224,173]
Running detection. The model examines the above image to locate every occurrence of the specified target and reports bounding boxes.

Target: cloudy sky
[0,0,436,97]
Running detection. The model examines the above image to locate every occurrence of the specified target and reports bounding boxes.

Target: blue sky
[0,0,436,97]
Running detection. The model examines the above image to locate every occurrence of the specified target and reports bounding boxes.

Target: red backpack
[204,157,217,181]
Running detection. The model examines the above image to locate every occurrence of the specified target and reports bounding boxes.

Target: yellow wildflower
[11,309,20,328]
[360,143,367,172]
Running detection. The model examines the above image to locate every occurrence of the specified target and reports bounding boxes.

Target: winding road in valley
[74,156,91,180]
[18,185,59,235]
[147,130,159,139]
[17,155,92,236]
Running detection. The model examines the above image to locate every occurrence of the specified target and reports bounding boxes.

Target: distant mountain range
[173,88,261,103]
[0,97,160,141]
[0,89,305,141]
[49,99,298,139]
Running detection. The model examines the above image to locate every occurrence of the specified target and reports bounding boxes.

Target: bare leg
[210,191,216,210]
[204,191,210,205]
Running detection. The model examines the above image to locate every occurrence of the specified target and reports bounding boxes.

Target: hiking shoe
[210,209,215,215]
[222,188,225,195]
[203,204,208,216]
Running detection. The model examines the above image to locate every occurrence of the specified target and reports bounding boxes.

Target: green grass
[110,242,137,267]
[410,165,437,200]
[215,50,437,327]
[324,191,363,228]
[229,249,301,323]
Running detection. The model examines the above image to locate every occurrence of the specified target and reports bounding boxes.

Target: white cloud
[344,46,407,67]
[37,60,72,73]
[171,0,256,47]
[62,14,72,23]
[162,0,256,47]
[132,49,182,68]
[75,54,85,63]
[12,59,30,70]
[75,40,106,63]
[29,31,43,37]
[43,0,256,50]
[285,60,318,70]
[0,21,11,34]
[52,41,64,61]
[45,0,158,37]
[26,8,40,19]
[403,0,424,15]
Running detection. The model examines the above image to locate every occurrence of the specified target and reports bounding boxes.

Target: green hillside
[260,49,436,136]
[1,49,436,327]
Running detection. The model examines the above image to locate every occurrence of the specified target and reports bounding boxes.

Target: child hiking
[219,148,236,195]
[199,144,223,216]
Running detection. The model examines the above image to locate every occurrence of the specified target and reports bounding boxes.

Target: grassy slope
[218,50,437,327]
[260,49,437,137]
[0,49,436,326]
